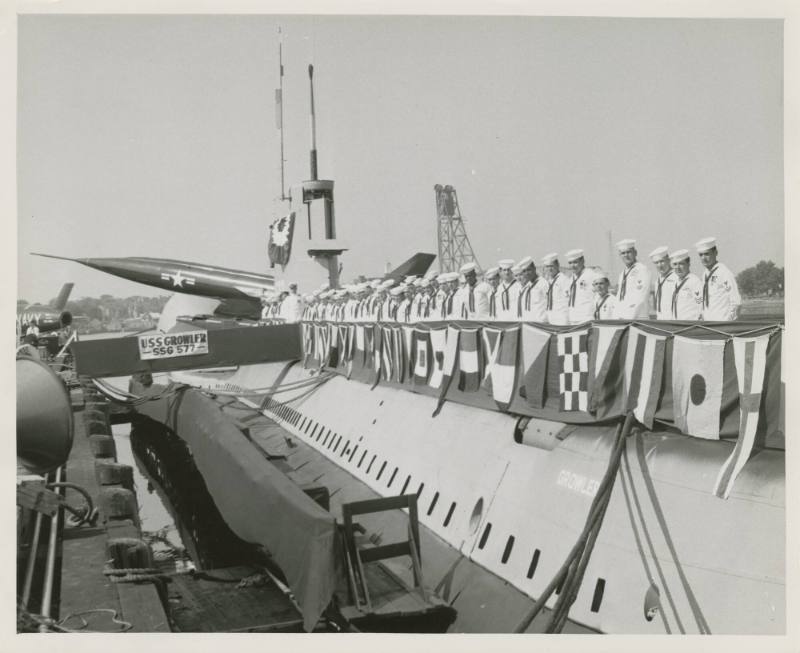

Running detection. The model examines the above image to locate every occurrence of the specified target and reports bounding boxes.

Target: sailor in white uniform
[483,267,500,320]
[542,253,570,325]
[280,283,304,323]
[695,237,741,321]
[414,279,431,321]
[458,262,489,320]
[649,246,676,321]
[613,239,651,319]
[396,283,416,323]
[516,257,548,322]
[439,272,459,319]
[669,249,703,320]
[495,259,520,321]
[565,249,595,324]
[592,270,617,319]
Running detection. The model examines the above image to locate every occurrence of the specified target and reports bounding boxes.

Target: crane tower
[434,184,480,273]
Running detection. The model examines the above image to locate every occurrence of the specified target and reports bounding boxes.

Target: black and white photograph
[9,1,795,649]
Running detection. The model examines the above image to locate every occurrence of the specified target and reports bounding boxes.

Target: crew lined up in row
[283,236,740,324]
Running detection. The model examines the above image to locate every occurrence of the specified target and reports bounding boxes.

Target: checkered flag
[557,330,589,412]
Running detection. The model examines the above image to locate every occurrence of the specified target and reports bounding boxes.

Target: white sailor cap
[370,279,382,289]
[565,249,584,263]
[616,239,636,252]
[484,266,500,279]
[419,278,431,288]
[669,248,690,263]
[412,278,425,287]
[424,268,439,280]
[649,246,670,262]
[541,252,559,266]
[592,268,609,282]
[404,275,418,284]
[380,279,396,289]
[695,237,717,253]
[516,256,535,270]
[459,262,478,274]
[498,259,515,270]
[444,271,460,283]
[436,272,449,283]
[390,285,405,296]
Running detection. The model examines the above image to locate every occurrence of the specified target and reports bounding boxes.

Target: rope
[201,372,335,397]
[46,481,95,527]
[513,413,634,633]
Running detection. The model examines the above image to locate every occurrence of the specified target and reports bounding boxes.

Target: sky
[16,14,784,303]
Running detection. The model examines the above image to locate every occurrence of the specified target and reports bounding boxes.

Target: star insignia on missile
[161,271,196,288]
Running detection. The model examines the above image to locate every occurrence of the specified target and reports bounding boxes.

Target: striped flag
[588,324,627,413]
[428,328,448,389]
[327,324,340,368]
[391,326,405,383]
[556,330,589,412]
[381,326,393,381]
[402,326,415,380]
[672,336,726,439]
[413,329,432,386]
[458,328,482,392]
[713,333,771,498]
[365,325,376,370]
[433,326,461,416]
[482,326,520,411]
[302,323,313,368]
[623,327,667,429]
[519,324,550,409]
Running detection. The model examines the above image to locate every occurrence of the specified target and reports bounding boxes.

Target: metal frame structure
[434,184,480,273]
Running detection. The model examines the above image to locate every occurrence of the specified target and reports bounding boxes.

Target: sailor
[396,284,415,323]
[341,286,356,321]
[458,262,486,319]
[388,286,405,321]
[592,270,617,319]
[695,237,741,321]
[440,272,459,319]
[260,293,271,321]
[496,259,520,321]
[516,257,548,322]
[280,283,304,323]
[434,272,449,317]
[669,249,703,320]
[378,280,396,321]
[414,279,431,320]
[613,239,652,319]
[649,246,676,321]
[406,278,422,320]
[483,267,500,320]
[542,253,570,325]
[565,249,595,324]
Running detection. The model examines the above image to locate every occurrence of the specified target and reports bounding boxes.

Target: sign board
[138,331,209,360]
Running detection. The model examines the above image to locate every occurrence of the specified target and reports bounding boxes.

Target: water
[112,422,190,564]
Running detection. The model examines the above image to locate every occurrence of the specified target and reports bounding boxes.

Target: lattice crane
[434,184,480,273]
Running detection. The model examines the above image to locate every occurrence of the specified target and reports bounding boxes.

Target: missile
[32,253,275,301]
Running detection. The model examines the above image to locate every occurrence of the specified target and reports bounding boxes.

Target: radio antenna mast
[276,28,288,201]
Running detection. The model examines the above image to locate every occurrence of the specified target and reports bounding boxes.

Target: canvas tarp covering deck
[134,385,339,631]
